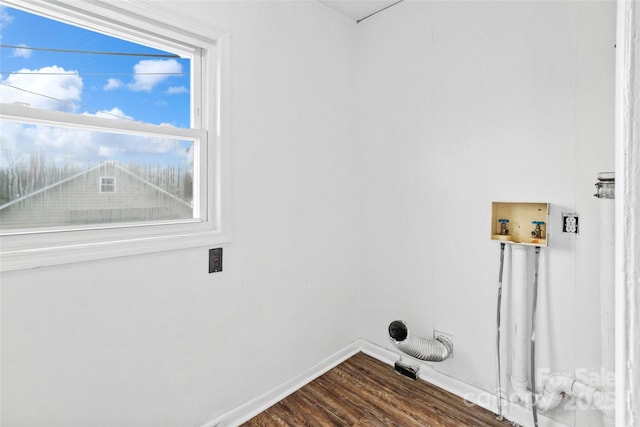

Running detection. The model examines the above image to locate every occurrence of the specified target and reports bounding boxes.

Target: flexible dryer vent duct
[388,320,453,362]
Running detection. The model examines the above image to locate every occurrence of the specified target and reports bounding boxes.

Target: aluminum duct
[388,320,453,362]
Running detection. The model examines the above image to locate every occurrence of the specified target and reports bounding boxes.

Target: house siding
[0,163,192,229]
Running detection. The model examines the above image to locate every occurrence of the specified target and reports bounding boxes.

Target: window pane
[0,120,195,230]
[100,176,116,193]
[0,6,191,128]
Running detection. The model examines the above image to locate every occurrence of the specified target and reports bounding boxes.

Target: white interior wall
[0,2,359,426]
[356,2,615,426]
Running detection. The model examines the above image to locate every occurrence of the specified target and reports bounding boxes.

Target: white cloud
[0,65,82,113]
[11,44,32,59]
[0,6,13,43]
[1,111,193,171]
[167,86,188,95]
[103,78,123,91]
[128,59,182,92]
[83,107,133,121]
[0,59,191,172]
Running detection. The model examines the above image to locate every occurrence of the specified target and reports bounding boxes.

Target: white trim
[0,231,230,271]
[615,1,640,426]
[201,339,568,427]
[211,31,232,242]
[359,340,567,427]
[0,0,216,57]
[201,341,361,427]
[0,104,205,139]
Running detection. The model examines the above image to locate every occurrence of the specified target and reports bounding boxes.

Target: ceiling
[318,0,401,22]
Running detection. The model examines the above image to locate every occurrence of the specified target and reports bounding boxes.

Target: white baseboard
[360,340,569,427]
[201,338,568,427]
[201,340,361,427]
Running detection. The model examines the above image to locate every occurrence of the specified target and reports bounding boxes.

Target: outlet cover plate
[209,248,223,273]
[562,213,579,233]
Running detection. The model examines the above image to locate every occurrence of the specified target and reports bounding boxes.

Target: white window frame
[0,0,231,271]
[100,176,116,193]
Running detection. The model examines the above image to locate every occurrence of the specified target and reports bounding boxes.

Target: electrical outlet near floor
[433,329,454,359]
[562,213,579,233]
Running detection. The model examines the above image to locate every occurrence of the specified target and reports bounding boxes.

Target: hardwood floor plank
[243,352,511,427]
[344,354,502,426]
[323,365,447,427]
[299,378,366,424]
[329,357,466,426]
[312,372,399,425]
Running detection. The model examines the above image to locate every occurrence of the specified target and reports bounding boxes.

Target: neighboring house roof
[0,160,192,211]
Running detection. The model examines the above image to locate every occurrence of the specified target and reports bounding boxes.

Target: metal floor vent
[394,359,419,380]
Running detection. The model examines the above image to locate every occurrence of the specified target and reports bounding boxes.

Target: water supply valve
[498,219,510,236]
[531,221,544,238]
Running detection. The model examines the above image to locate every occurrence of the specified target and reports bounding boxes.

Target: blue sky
[0,5,193,171]
[0,5,191,126]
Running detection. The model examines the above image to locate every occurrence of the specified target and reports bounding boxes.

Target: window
[100,177,115,193]
[0,1,229,270]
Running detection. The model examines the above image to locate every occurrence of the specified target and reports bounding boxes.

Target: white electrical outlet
[562,213,579,233]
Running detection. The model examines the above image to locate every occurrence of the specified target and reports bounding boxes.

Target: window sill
[0,229,231,271]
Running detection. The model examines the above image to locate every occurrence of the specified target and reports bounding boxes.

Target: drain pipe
[595,172,616,427]
[536,375,614,414]
[510,245,532,406]
[388,320,453,362]
[507,179,615,424]
[512,245,615,418]
[535,174,616,423]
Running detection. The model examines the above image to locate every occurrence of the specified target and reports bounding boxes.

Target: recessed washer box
[491,202,550,247]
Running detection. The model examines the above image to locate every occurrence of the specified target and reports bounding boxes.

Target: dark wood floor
[243,352,512,426]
